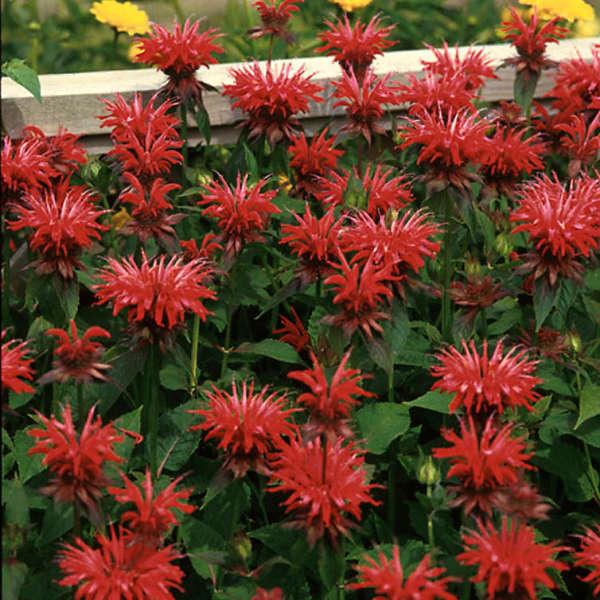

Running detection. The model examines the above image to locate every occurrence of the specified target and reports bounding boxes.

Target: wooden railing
[1,38,598,154]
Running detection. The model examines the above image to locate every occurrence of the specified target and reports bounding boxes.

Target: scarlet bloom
[22,125,87,177]
[251,588,285,600]
[332,68,399,144]
[280,204,342,284]
[501,6,567,81]
[98,93,183,177]
[268,435,380,546]
[556,113,600,176]
[449,275,506,325]
[7,179,108,279]
[41,319,111,385]
[118,173,183,245]
[94,251,216,331]
[180,233,222,262]
[288,349,374,440]
[223,61,323,144]
[349,547,458,600]
[433,416,534,516]
[315,165,414,216]
[317,15,395,81]
[430,339,542,415]
[421,41,497,93]
[518,324,569,362]
[288,128,343,198]
[398,108,489,193]
[573,525,600,596]
[58,526,184,600]
[133,19,224,102]
[108,468,194,543]
[458,518,567,600]
[1,331,35,394]
[273,306,311,353]
[198,173,280,260]
[510,173,600,286]
[187,381,299,478]
[249,0,302,44]
[27,403,123,520]
[324,252,396,339]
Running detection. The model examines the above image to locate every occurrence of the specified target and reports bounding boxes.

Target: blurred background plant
[3,0,598,76]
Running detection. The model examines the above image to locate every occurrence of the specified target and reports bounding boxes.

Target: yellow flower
[519,0,595,22]
[574,16,600,36]
[112,206,132,231]
[90,0,151,35]
[329,0,373,12]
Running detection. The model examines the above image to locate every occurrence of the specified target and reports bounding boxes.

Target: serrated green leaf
[365,335,393,375]
[113,406,142,463]
[318,544,345,591]
[14,429,43,483]
[38,502,73,547]
[575,384,600,430]
[582,295,600,326]
[2,478,29,526]
[514,71,539,114]
[235,338,301,364]
[159,363,189,391]
[356,403,411,454]
[533,278,557,331]
[195,105,211,145]
[243,143,258,178]
[54,277,79,321]
[406,390,452,414]
[181,517,226,579]
[2,58,41,102]
[488,308,522,336]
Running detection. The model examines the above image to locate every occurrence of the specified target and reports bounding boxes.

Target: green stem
[426,484,435,550]
[220,301,233,380]
[387,440,397,535]
[190,314,200,396]
[180,102,189,169]
[357,136,364,179]
[73,500,81,538]
[576,371,600,502]
[268,34,274,64]
[169,0,185,23]
[388,365,394,404]
[480,306,488,340]
[441,190,453,342]
[77,384,84,425]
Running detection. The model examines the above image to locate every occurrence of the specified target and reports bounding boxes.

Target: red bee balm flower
[41,319,111,385]
[94,251,216,330]
[27,404,123,520]
[288,349,374,440]
[332,68,399,144]
[317,15,395,81]
[349,547,458,600]
[108,468,195,543]
[433,416,534,516]
[431,339,541,415]
[133,19,224,102]
[223,61,323,143]
[269,435,380,546]
[273,307,311,353]
[1,331,35,394]
[188,380,299,478]
[7,180,108,279]
[58,526,184,600]
[573,525,600,596]
[249,0,302,44]
[458,518,568,600]
[510,172,600,286]
[198,173,280,259]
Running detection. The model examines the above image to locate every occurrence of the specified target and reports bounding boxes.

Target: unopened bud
[465,254,482,278]
[495,232,513,258]
[566,330,582,354]
[417,456,440,486]
[231,532,252,562]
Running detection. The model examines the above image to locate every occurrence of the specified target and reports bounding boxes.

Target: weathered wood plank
[2,38,597,153]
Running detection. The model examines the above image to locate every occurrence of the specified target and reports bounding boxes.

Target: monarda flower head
[94,251,216,347]
[317,14,395,82]
[41,319,111,385]
[187,380,299,478]
[288,128,343,198]
[449,275,506,326]
[510,172,600,286]
[573,525,600,597]
[133,18,224,104]
[1,330,35,394]
[98,92,183,178]
[27,403,124,522]
[223,61,323,144]
[433,415,534,516]
[198,172,280,261]
[430,339,542,416]
[58,526,184,600]
[556,112,600,176]
[273,306,311,353]
[108,468,195,544]
[288,349,374,441]
[398,107,489,193]
[332,68,399,144]
[458,518,568,600]
[248,0,303,44]
[349,547,458,600]
[268,435,381,547]
[7,179,108,280]
[280,204,342,285]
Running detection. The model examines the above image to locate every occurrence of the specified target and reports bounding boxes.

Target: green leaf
[2,478,29,527]
[243,143,258,178]
[406,390,452,414]
[308,305,328,347]
[513,71,539,114]
[181,517,226,579]
[473,207,495,251]
[488,308,522,336]
[365,335,393,375]
[393,350,434,368]
[113,406,142,464]
[582,295,600,326]
[194,105,211,145]
[2,58,41,102]
[14,429,43,484]
[386,300,409,358]
[554,279,577,328]
[356,403,411,454]
[203,478,250,540]
[318,544,345,592]
[38,502,73,547]
[157,400,202,472]
[249,524,307,563]
[584,268,600,291]
[8,390,35,410]
[533,278,557,331]
[235,339,302,364]
[2,561,28,600]
[54,277,79,321]
[575,384,600,430]
[159,363,189,391]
